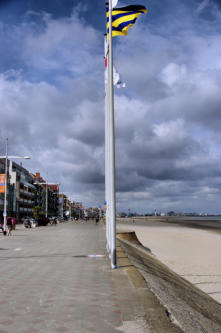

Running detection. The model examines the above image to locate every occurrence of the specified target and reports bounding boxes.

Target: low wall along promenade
[116,219,221,333]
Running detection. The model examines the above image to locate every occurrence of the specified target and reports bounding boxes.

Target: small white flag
[105,65,126,89]
[113,65,126,88]
[112,0,118,8]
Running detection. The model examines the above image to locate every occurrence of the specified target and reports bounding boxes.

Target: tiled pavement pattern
[0,221,149,333]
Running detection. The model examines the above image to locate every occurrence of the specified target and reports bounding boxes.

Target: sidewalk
[0,221,150,333]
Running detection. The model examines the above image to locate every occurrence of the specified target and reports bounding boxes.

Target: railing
[19,199,35,205]
[20,190,35,197]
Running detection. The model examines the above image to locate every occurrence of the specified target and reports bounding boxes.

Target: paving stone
[0,221,149,333]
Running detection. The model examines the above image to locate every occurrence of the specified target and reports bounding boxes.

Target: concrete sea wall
[117,231,221,333]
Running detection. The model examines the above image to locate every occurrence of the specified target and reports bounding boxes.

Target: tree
[33,206,45,221]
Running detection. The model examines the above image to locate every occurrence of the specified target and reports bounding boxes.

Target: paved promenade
[0,220,150,333]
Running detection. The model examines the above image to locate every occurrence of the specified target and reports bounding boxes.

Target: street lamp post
[46,183,48,218]
[0,138,31,235]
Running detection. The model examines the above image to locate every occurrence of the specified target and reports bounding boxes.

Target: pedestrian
[0,224,3,233]
[95,217,99,225]
[0,217,3,234]
[7,217,13,236]
[12,217,17,230]
[24,218,31,228]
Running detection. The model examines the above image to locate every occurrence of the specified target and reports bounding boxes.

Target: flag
[0,174,5,193]
[104,34,125,88]
[105,64,126,88]
[113,65,126,88]
[106,4,147,37]
[112,0,118,8]
[104,34,108,69]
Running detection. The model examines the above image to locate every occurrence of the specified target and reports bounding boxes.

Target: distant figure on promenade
[95,217,99,225]
[12,217,17,230]
[7,217,13,236]
[24,218,31,228]
[0,216,3,233]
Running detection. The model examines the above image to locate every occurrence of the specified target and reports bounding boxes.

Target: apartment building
[32,173,59,217]
[9,160,36,220]
[59,194,70,217]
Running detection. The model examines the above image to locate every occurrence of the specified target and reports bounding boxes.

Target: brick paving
[0,221,149,333]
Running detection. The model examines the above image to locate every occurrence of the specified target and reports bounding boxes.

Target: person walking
[7,217,13,236]
[0,216,3,234]
[12,217,17,230]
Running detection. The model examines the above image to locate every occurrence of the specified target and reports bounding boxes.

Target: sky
[1,0,221,214]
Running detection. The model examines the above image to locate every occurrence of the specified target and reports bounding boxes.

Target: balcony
[19,199,35,207]
[20,190,35,198]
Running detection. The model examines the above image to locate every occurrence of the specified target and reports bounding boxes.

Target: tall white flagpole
[108,0,116,268]
[104,34,110,252]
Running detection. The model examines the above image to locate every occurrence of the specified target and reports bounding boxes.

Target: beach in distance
[117,216,221,304]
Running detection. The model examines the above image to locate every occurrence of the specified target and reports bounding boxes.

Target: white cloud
[160,63,187,86]
[22,13,102,77]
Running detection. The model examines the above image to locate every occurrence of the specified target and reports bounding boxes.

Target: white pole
[108,0,116,268]
[104,34,111,253]
[46,183,48,218]
[104,34,109,252]
[107,58,111,257]
[3,138,8,235]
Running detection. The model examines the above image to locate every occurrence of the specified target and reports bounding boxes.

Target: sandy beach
[117,218,221,304]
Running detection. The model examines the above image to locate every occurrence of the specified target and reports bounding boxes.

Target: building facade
[59,194,71,217]
[9,160,36,220]
[32,173,59,218]
[0,160,83,223]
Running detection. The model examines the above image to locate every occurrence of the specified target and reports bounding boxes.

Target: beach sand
[117,220,221,304]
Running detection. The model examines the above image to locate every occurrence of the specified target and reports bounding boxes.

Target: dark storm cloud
[214,0,221,5]
[116,169,146,192]
[137,161,221,181]
[76,168,104,184]
[0,0,13,7]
